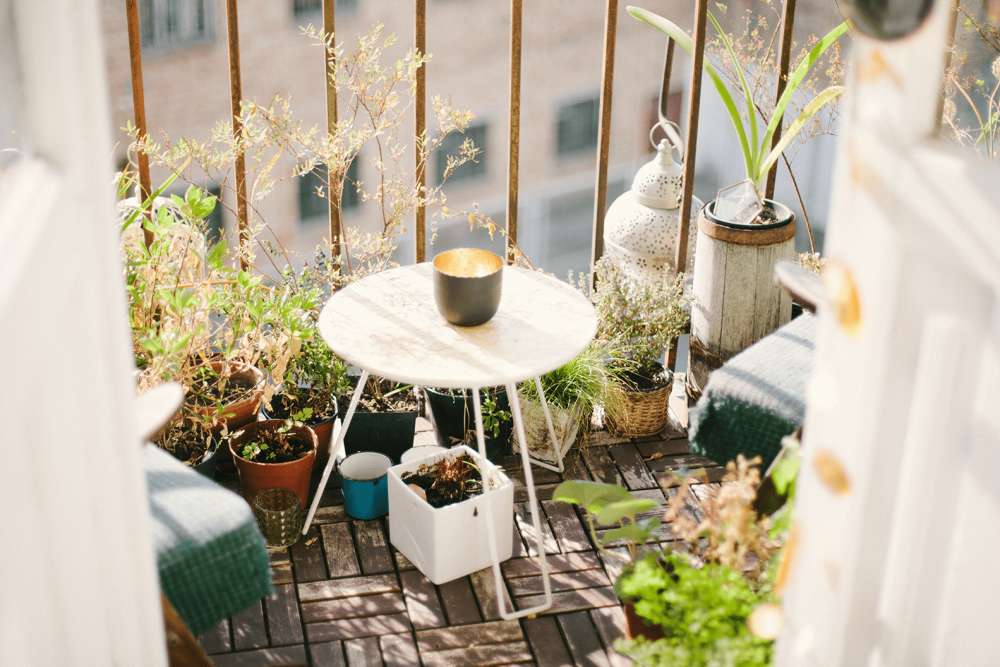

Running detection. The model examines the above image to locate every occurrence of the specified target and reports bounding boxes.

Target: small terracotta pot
[229,420,317,510]
[190,360,265,432]
[623,601,664,640]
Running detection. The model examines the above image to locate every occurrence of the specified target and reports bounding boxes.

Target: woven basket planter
[606,380,672,438]
[512,390,585,465]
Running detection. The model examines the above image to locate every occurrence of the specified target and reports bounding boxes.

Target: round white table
[304,262,597,620]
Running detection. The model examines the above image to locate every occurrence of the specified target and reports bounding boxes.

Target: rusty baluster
[505,0,523,262]
[674,0,708,276]
[323,0,342,258]
[765,0,797,199]
[590,0,619,268]
[658,39,675,127]
[124,0,153,247]
[414,0,427,263]
[226,0,250,270]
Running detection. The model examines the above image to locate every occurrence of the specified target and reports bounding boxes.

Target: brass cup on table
[432,248,504,326]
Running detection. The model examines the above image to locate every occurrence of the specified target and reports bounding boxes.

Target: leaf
[206,239,228,271]
[628,6,754,180]
[707,11,759,173]
[120,155,192,232]
[553,480,631,513]
[758,20,848,176]
[595,498,659,526]
[757,85,844,179]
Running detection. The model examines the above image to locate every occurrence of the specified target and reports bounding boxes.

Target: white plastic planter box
[388,445,514,585]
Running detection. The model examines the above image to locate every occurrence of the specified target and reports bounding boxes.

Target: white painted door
[777,2,1000,666]
[0,1,167,665]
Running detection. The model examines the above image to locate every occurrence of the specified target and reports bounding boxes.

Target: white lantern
[603,125,700,282]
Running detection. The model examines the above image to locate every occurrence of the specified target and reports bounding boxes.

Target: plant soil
[235,429,312,464]
[750,207,779,225]
[402,454,484,508]
[626,366,672,392]
[269,387,338,423]
[349,376,419,413]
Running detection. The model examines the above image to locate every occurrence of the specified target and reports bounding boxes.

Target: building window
[299,160,359,224]
[436,123,487,184]
[556,96,600,156]
[140,0,213,52]
[292,0,358,17]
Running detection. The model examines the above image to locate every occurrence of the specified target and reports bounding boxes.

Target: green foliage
[615,552,774,666]
[554,480,661,558]
[519,343,621,415]
[480,393,511,440]
[628,6,847,189]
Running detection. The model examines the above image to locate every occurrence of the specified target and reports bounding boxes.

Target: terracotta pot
[229,420,317,509]
[623,601,664,640]
[189,360,265,432]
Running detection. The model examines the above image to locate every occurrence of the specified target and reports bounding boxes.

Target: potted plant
[264,335,351,466]
[338,375,420,464]
[513,344,618,465]
[424,386,512,459]
[387,445,514,585]
[593,258,689,437]
[629,7,848,394]
[228,418,318,509]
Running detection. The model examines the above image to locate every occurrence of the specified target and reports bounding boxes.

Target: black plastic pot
[337,405,418,464]
[190,443,219,478]
[424,387,512,460]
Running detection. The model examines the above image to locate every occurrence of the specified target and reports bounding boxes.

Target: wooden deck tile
[558,611,610,667]
[290,526,328,583]
[422,642,534,667]
[514,482,559,503]
[305,612,411,642]
[265,583,304,646]
[301,592,406,623]
[515,586,619,616]
[353,520,394,574]
[197,619,230,654]
[437,577,482,625]
[591,606,631,667]
[507,568,611,597]
[269,548,293,586]
[543,500,592,553]
[230,599,268,651]
[344,636,383,666]
[562,450,593,481]
[502,550,601,578]
[581,447,624,485]
[522,616,573,666]
[514,502,559,557]
[636,437,690,458]
[379,632,420,667]
[313,504,349,524]
[322,521,362,578]
[308,640,347,666]
[299,574,399,602]
[416,619,523,651]
[470,567,511,621]
[393,549,416,571]
[400,570,448,629]
[211,645,308,666]
[610,443,659,490]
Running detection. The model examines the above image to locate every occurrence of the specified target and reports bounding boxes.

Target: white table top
[318,263,597,389]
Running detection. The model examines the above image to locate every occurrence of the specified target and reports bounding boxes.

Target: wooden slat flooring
[199,400,713,665]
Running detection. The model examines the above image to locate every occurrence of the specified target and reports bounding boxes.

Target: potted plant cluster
[555,454,791,666]
[629,6,848,394]
[593,257,690,437]
[387,445,514,584]
[513,343,619,465]
[424,386,513,459]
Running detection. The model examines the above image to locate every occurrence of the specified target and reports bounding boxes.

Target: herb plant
[519,343,622,419]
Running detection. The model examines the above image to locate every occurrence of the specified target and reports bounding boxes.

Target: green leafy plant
[615,551,774,666]
[520,343,622,415]
[628,5,847,190]
[238,417,311,464]
[553,480,661,559]
[480,394,512,440]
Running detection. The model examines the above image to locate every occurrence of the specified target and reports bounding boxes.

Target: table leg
[473,386,553,620]
[301,369,369,535]
[523,376,567,473]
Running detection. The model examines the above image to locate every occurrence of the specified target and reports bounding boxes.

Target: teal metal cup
[341,452,391,520]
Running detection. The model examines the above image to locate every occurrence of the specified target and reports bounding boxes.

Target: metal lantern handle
[649,120,684,162]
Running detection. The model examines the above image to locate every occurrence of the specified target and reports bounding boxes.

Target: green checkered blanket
[144,445,271,635]
[689,313,815,470]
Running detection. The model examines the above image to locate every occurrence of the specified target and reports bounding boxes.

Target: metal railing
[123,0,798,361]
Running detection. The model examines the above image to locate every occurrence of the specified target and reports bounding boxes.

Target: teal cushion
[144,445,271,635]
[689,313,815,470]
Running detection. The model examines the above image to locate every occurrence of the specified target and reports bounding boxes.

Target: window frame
[555,94,601,157]
[140,0,215,55]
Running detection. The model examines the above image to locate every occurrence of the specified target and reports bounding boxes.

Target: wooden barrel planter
[688,199,795,397]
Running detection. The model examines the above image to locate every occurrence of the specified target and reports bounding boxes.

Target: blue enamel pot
[341,452,391,520]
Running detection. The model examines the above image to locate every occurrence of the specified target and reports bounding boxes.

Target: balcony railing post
[505,0,523,262]
[225,0,251,270]
[765,0,797,200]
[414,0,427,263]
[124,0,153,247]
[590,0,619,269]
[323,0,342,258]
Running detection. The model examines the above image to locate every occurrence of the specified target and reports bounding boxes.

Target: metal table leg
[473,386,553,620]
[301,369,369,535]
[524,376,568,473]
